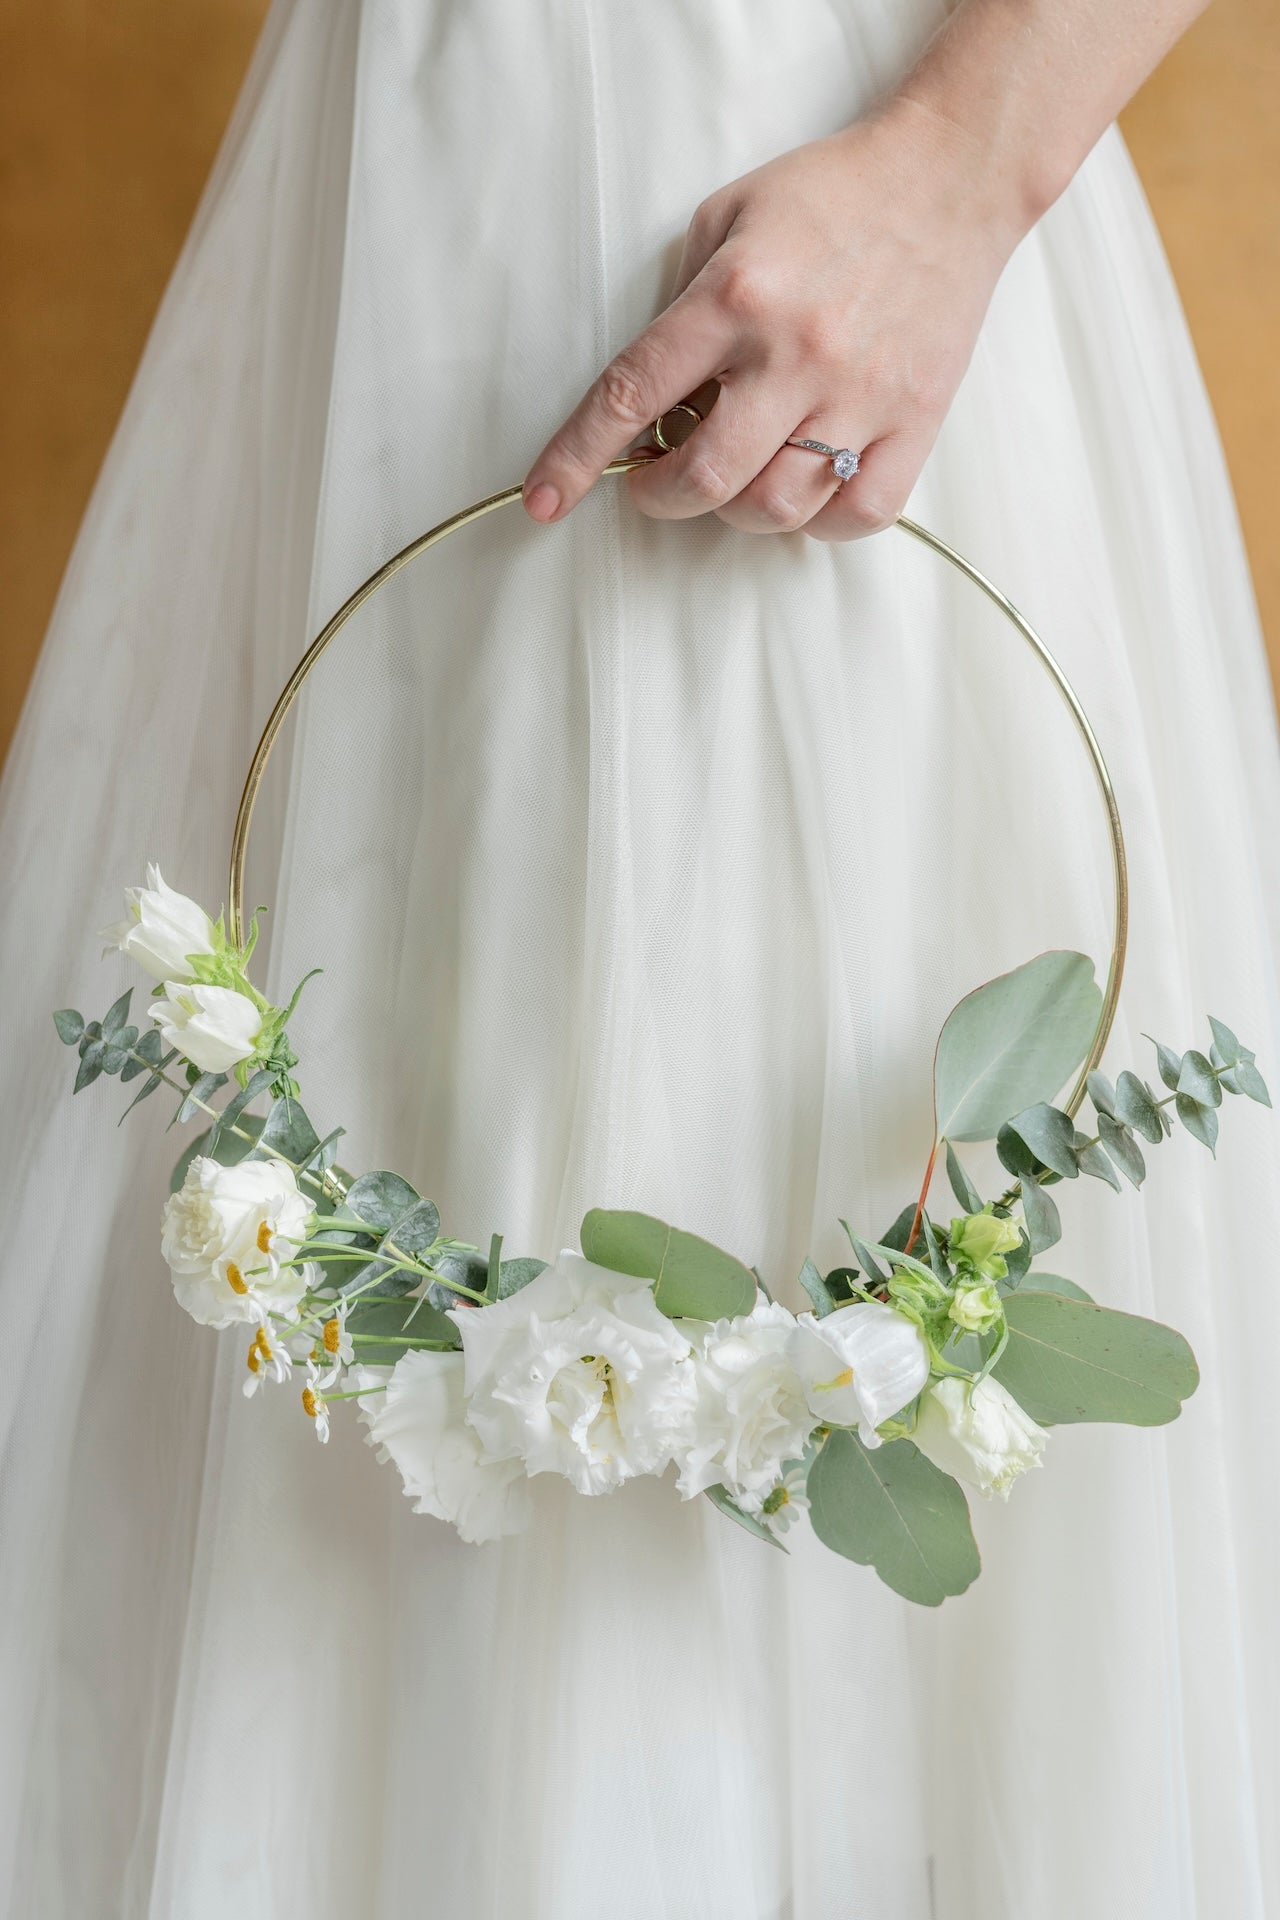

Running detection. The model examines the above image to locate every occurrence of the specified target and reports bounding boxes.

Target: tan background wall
[0,0,1277,769]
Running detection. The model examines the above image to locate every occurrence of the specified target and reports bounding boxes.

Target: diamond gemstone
[832,448,860,482]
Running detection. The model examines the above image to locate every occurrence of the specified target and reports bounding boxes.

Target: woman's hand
[522,97,1027,541]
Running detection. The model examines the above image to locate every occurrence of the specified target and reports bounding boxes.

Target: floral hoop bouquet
[56,867,1267,1604]
[52,469,1272,1604]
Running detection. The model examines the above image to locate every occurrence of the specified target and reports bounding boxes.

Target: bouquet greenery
[56,866,1269,1604]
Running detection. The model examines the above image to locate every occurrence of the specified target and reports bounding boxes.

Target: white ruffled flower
[161,1155,313,1329]
[102,865,217,983]
[675,1299,814,1509]
[356,1354,532,1544]
[912,1375,1048,1500]
[790,1300,930,1448]
[242,1321,294,1398]
[151,979,263,1075]
[451,1251,697,1496]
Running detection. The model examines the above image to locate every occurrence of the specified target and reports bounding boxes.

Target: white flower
[356,1354,532,1544]
[790,1300,930,1448]
[161,1155,313,1329]
[314,1300,355,1370]
[102,865,218,983]
[675,1299,814,1508]
[748,1458,811,1538]
[242,1321,294,1398]
[912,1375,1048,1500]
[151,980,263,1075]
[301,1356,335,1441]
[451,1251,697,1496]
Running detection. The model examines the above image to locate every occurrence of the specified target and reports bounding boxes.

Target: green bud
[948,1208,1022,1279]
[948,1277,1005,1335]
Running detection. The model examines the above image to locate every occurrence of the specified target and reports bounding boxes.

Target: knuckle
[752,483,807,532]
[714,257,772,325]
[682,453,734,507]
[845,485,902,535]
[598,354,654,429]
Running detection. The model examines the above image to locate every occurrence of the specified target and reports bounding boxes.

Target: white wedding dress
[3,2,1279,1915]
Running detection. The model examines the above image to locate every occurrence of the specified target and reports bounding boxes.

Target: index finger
[522,290,734,522]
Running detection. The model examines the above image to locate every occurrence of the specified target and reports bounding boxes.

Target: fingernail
[524,482,561,522]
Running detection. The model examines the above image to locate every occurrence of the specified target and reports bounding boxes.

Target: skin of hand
[523,0,1210,542]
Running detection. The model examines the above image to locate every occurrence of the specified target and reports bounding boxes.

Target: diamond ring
[785,438,861,483]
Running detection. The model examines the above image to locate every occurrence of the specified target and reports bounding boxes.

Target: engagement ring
[785,438,861,482]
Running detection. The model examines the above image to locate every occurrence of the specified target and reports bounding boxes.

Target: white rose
[356,1354,532,1544]
[451,1251,696,1496]
[912,1375,1048,1500]
[675,1299,814,1508]
[102,865,217,982]
[151,980,263,1074]
[790,1300,930,1448]
[161,1154,313,1328]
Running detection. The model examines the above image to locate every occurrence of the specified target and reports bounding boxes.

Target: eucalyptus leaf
[427,1248,490,1309]
[1098,1114,1146,1187]
[1085,1070,1117,1119]
[174,1071,228,1128]
[1018,1175,1061,1255]
[843,1229,888,1287]
[342,1171,419,1232]
[943,1141,983,1214]
[933,951,1102,1144]
[878,1204,918,1254]
[1004,1103,1079,1179]
[52,1008,84,1046]
[579,1209,756,1320]
[339,1255,415,1300]
[73,1041,106,1093]
[1002,1226,1033,1288]
[207,1067,275,1151]
[1207,1017,1240,1068]
[100,1027,138,1074]
[1175,1094,1219,1154]
[498,1256,548,1300]
[258,1095,320,1166]
[1233,1058,1272,1107]
[1149,1039,1183,1093]
[807,1430,980,1606]
[1074,1132,1122,1191]
[101,989,133,1038]
[1014,1272,1094,1303]
[346,1295,459,1362]
[1177,1050,1222,1110]
[993,1291,1199,1425]
[798,1256,839,1318]
[1113,1070,1164,1144]
[703,1484,788,1552]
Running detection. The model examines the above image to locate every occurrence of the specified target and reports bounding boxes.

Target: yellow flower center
[226,1262,248,1295]
[255,1328,273,1361]
[256,1221,273,1254]
[246,1346,260,1373]
[302,1387,319,1419]
[814,1366,854,1394]
[322,1318,341,1355]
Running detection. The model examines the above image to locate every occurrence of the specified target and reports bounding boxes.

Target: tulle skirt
[2,2,1278,1914]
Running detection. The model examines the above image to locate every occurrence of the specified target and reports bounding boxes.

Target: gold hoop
[652,403,705,451]
[228,464,1128,1120]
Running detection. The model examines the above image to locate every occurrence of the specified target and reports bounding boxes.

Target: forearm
[888,0,1211,239]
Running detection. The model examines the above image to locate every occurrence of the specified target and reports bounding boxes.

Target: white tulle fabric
[2,2,1279,1915]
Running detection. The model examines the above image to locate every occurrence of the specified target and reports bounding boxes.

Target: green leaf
[807,1430,980,1606]
[1098,1113,1146,1187]
[996,1122,1040,1180]
[1113,1070,1164,1144]
[344,1171,440,1255]
[208,1067,275,1151]
[1015,1272,1094,1303]
[258,1095,320,1165]
[1149,1039,1183,1093]
[172,1070,228,1128]
[1085,1069,1117,1118]
[497,1256,548,1300]
[579,1209,756,1320]
[933,951,1102,1144]
[993,1291,1199,1425]
[52,1008,85,1046]
[843,1227,889,1287]
[1232,1058,1272,1107]
[878,1204,918,1254]
[703,1484,788,1552]
[1074,1132,1122,1191]
[168,1111,265,1193]
[1175,1094,1219,1154]
[101,988,133,1039]
[100,1026,139,1074]
[1003,1103,1079,1179]
[427,1247,490,1309]
[346,1295,459,1362]
[73,1041,106,1093]
[1178,1050,1222,1110]
[943,1141,983,1214]
[798,1256,839,1318]
[1002,1227,1033,1287]
[1207,1017,1240,1068]
[1018,1175,1061,1255]
[486,1232,504,1302]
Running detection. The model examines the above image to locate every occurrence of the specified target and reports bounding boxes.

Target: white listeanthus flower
[101,865,218,983]
[161,1155,314,1329]
[912,1375,1048,1500]
[790,1300,930,1448]
[451,1251,697,1496]
[243,1321,294,1398]
[675,1299,814,1510]
[355,1354,532,1544]
[151,979,264,1075]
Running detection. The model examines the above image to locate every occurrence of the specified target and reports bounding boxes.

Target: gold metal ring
[652,402,705,452]
[228,465,1127,1119]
